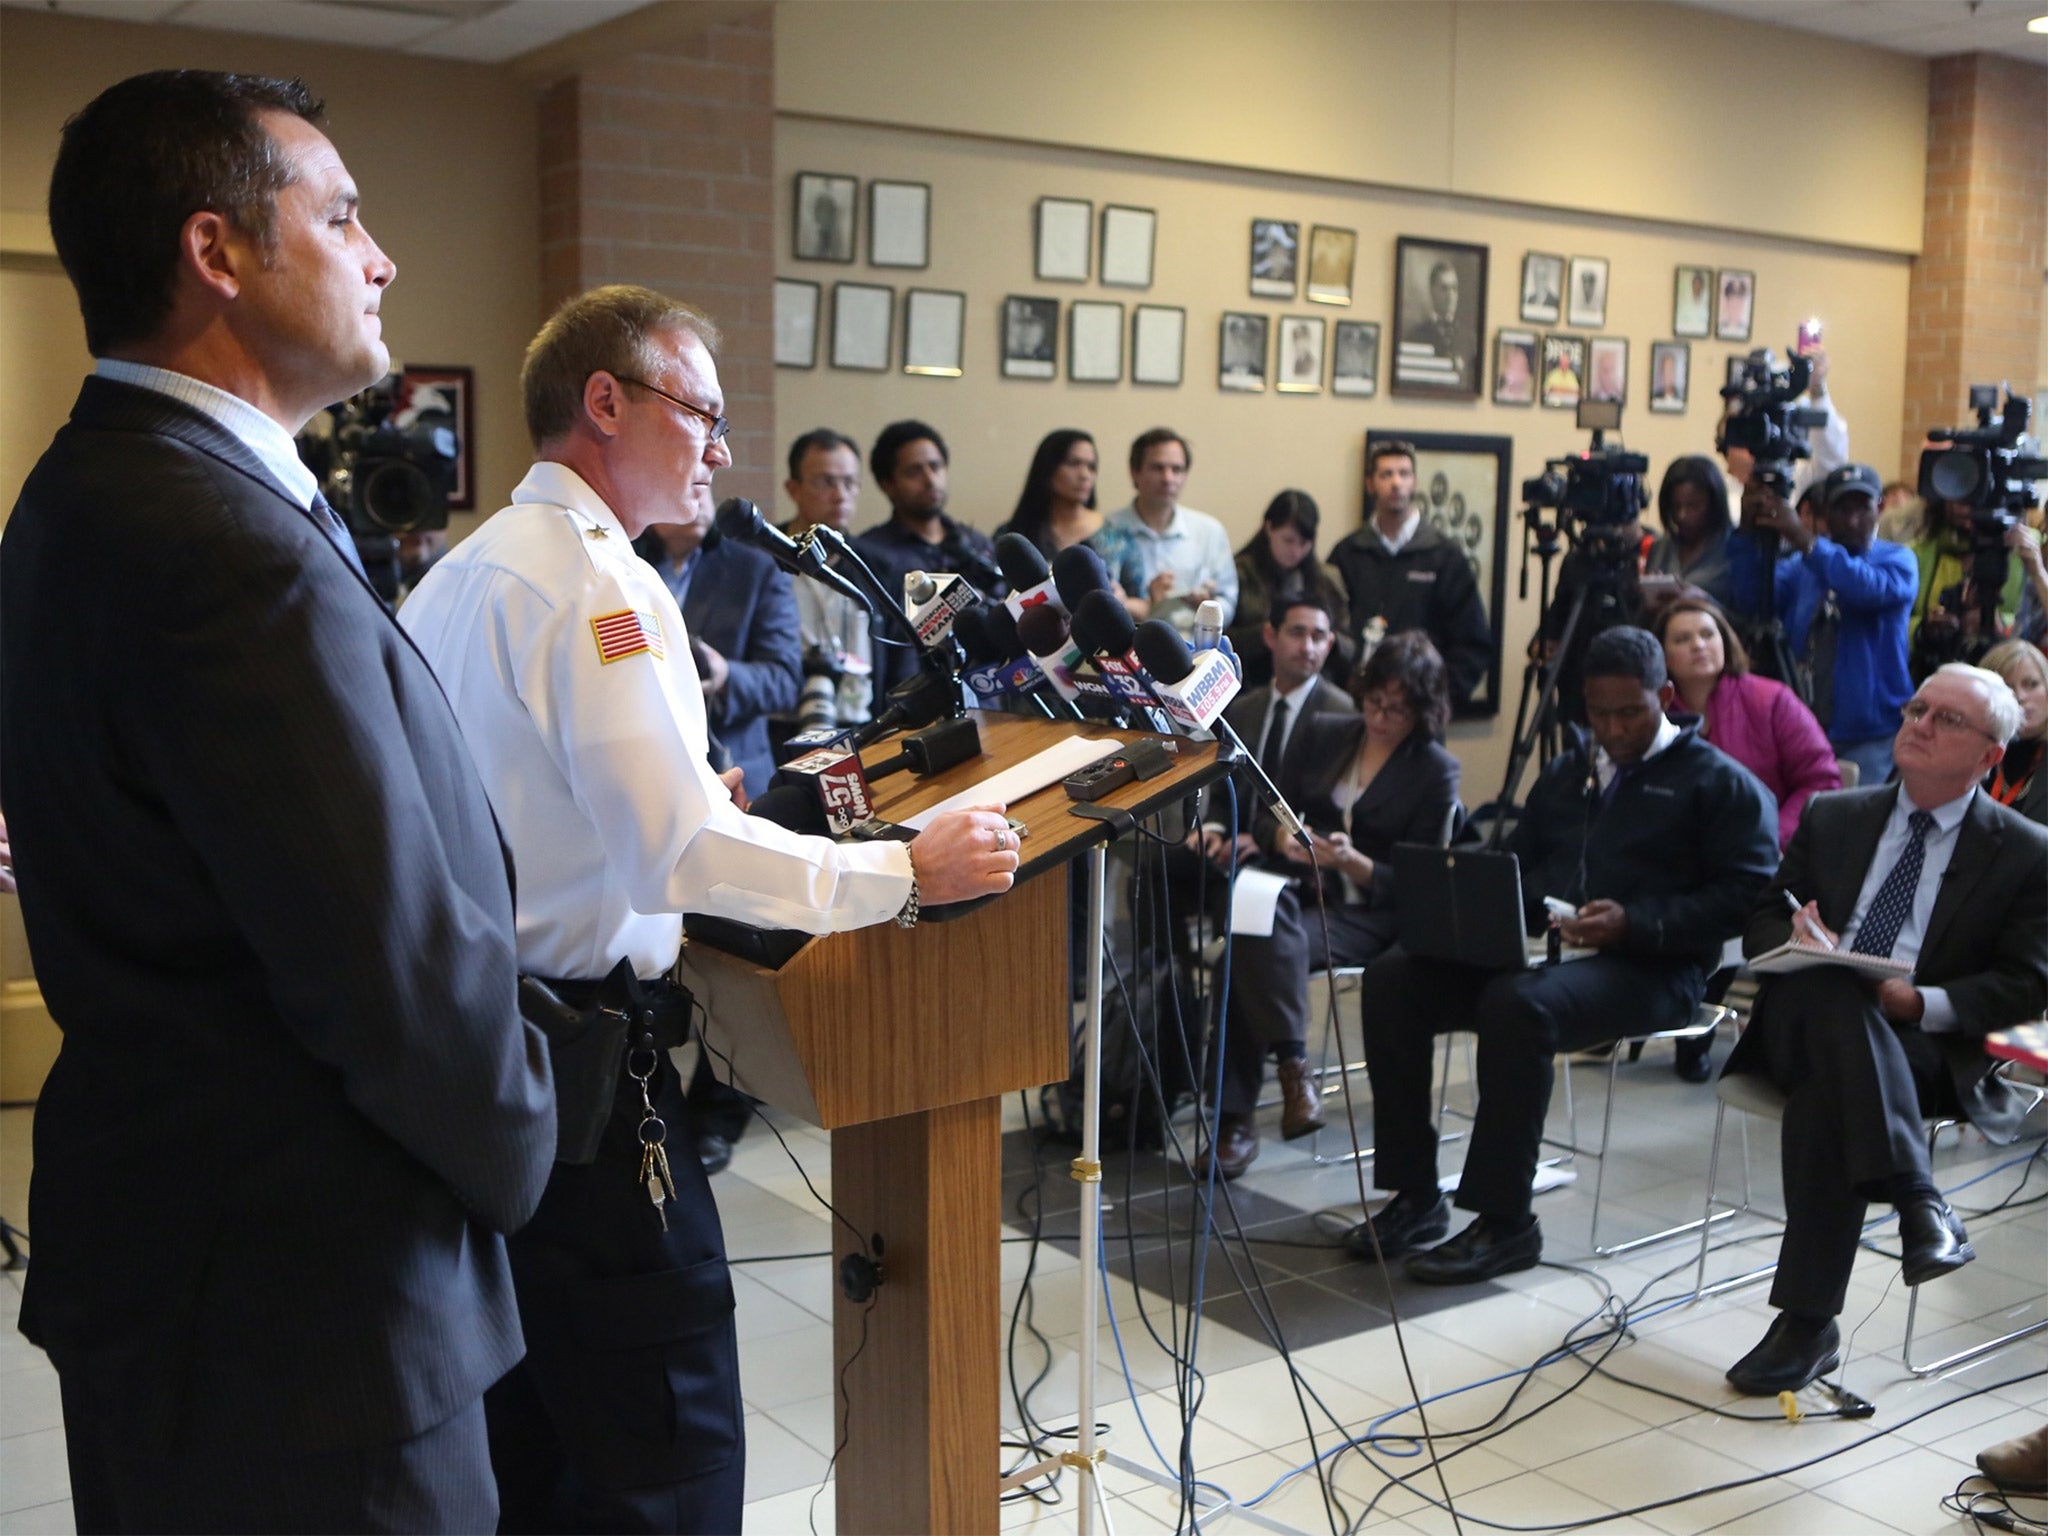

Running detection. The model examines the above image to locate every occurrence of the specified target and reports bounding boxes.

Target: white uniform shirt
[399,462,911,979]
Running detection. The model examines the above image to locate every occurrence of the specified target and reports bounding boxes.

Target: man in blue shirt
[1104,428,1239,625]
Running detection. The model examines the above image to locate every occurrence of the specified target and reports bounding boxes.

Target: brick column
[535,8,776,503]
[1900,53,2047,478]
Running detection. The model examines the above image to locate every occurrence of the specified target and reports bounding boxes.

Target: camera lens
[1928,450,1983,504]
[360,460,439,531]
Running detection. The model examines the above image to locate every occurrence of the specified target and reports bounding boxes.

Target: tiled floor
[3,1021,2044,1536]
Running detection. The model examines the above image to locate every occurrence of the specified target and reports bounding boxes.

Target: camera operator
[1729,463,1916,786]
[777,428,875,737]
[1908,495,2027,676]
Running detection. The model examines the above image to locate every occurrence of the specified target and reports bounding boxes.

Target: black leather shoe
[1344,1191,1450,1260]
[1898,1196,1974,1285]
[1404,1216,1542,1284]
[1673,1028,1716,1083]
[1191,1113,1258,1181]
[695,1133,734,1175]
[1726,1313,1840,1395]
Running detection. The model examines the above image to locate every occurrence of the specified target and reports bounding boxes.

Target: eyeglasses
[1360,692,1414,720]
[615,376,729,443]
[1901,699,1996,740]
[802,474,861,494]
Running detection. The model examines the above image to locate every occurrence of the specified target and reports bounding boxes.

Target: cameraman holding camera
[1908,496,2028,676]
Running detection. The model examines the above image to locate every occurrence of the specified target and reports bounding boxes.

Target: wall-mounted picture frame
[1068,300,1124,383]
[1673,265,1713,339]
[1716,269,1755,341]
[793,171,856,263]
[1219,311,1269,392]
[1725,354,1751,390]
[1649,340,1690,413]
[867,179,930,269]
[1100,204,1156,289]
[1249,218,1298,298]
[1132,304,1185,387]
[1001,295,1058,379]
[1520,252,1564,325]
[1541,334,1585,409]
[1586,336,1629,405]
[1035,196,1091,282]
[902,287,965,377]
[1363,429,1511,718]
[1566,255,1609,328]
[1276,315,1325,393]
[396,364,475,511]
[1331,321,1379,397]
[1492,328,1537,406]
[1392,235,1487,400]
[1305,225,1357,305]
[830,282,892,371]
[774,278,821,369]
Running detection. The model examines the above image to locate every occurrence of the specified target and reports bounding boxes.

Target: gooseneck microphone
[1051,543,1116,614]
[1067,590,1166,725]
[714,498,871,612]
[996,532,1066,618]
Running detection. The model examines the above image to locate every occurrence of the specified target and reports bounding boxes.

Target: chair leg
[1690,1099,1780,1301]
[1903,1281,2048,1377]
[1307,972,1371,1169]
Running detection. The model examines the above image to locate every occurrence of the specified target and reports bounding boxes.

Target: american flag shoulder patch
[591,608,665,664]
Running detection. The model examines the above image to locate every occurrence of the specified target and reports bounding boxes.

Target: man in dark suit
[0,72,555,1532]
[1721,663,2048,1395]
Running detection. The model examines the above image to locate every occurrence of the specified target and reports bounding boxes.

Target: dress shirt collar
[1126,504,1188,542]
[1593,712,1682,789]
[1895,781,1975,836]
[515,460,631,542]
[95,357,319,509]
[1374,508,1422,555]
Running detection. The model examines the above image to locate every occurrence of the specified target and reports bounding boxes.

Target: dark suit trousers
[486,1056,745,1535]
[60,1386,492,1535]
[1214,887,1391,1115]
[1361,950,1701,1218]
[1736,968,1958,1319]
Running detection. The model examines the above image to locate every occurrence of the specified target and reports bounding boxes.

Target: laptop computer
[1391,843,1594,970]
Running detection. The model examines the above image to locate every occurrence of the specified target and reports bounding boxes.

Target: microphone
[1015,602,1086,705]
[747,783,830,836]
[863,716,982,780]
[1051,543,1116,614]
[904,569,977,646]
[997,532,1065,619]
[772,740,877,834]
[1192,598,1226,652]
[1133,619,1308,846]
[715,498,871,613]
[1068,589,1164,713]
[955,604,1060,718]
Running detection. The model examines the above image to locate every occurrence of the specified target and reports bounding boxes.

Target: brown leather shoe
[1977,1423,2048,1493]
[1192,1112,1259,1181]
[1277,1057,1324,1140]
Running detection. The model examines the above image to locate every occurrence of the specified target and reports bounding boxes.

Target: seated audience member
[1721,664,2048,1395]
[1729,462,1916,788]
[997,428,1144,604]
[1908,495,2027,676]
[1228,490,1354,689]
[1645,456,1737,609]
[1349,628,1777,1279]
[1980,638,2048,823]
[1328,439,1493,711]
[1104,427,1238,623]
[1878,481,1926,546]
[779,428,877,732]
[1191,631,1445,1181]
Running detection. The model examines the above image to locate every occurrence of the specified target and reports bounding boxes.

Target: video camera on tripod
[296,375,458,536]
[1717,348,1827,496]
[1519,398,1650,564]
[1912,387,2047,667]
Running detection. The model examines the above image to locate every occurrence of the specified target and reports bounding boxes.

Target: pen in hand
[1782,888,1837,951]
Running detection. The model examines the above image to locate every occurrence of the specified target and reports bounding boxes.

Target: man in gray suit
[1,71,554,1531]
[1722,663,2048,1395]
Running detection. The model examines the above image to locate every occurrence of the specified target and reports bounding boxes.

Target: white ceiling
[1671,0,2048,64]
[0,0,661,64]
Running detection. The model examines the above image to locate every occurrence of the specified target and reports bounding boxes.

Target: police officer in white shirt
[399,284,1018,1534]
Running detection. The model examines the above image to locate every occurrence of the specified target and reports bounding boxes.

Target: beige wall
[776,0,1930,255]
[774,113,1914,793]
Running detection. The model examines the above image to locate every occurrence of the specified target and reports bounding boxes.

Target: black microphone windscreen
[1050,543,1113,611]
[995,531,1053,592]
[1069,589,1136,658]
[952,603,1003,664]
[1133,618,1196,684]
[981,601,1024,656]
[747,784,829,835]
[1015,602,1071,656]
[714,497,764,541]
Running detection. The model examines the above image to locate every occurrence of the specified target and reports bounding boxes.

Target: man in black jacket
[1328,440,1494,712]
[1349,628,1777,1280]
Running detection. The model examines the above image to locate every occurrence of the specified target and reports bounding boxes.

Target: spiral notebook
[1746,939,1912,980]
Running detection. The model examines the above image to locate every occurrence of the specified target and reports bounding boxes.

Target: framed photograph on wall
[1249,219,1298,298]
[773,278,821,369]
[1673,265,1713,339]
[1363,429,1511,718]
[1035,196,1091,282]
[830,282,892,371]
[1648,340,1690,413]
[1068,300,1124,383]
[1219,311,1269,391]
[1716,269,1755,341]
[1520,252,1564,325]
[792,171,856,263]
[1001,295,1058,379]
[1541,334,1585,409]
[1492,328,1537,406]
[1391,235,1487,400]
[902,288,965,377]
[1276,315,1325,393]
[1331,320,1379,397]
[867,180,929,269]
[1566,255,1609,328]
[1132,304,1185,386]
[1586,336,1629,404]
[1100,204,1156,289]
[1306,225,1357,305]
[397,364,475,511]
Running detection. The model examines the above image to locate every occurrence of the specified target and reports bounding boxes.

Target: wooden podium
[677,712,1222,1534]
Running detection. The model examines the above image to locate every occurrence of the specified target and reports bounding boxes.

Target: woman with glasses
[1979,639,2048,824]
[997,429,1143,597]
[1228,489,1353,689]
[1194,631,1459,1181]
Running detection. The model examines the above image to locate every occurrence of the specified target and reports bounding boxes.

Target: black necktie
[1851,810,1935,958]
[1260,697,1291,773]
[309,490,367,579]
